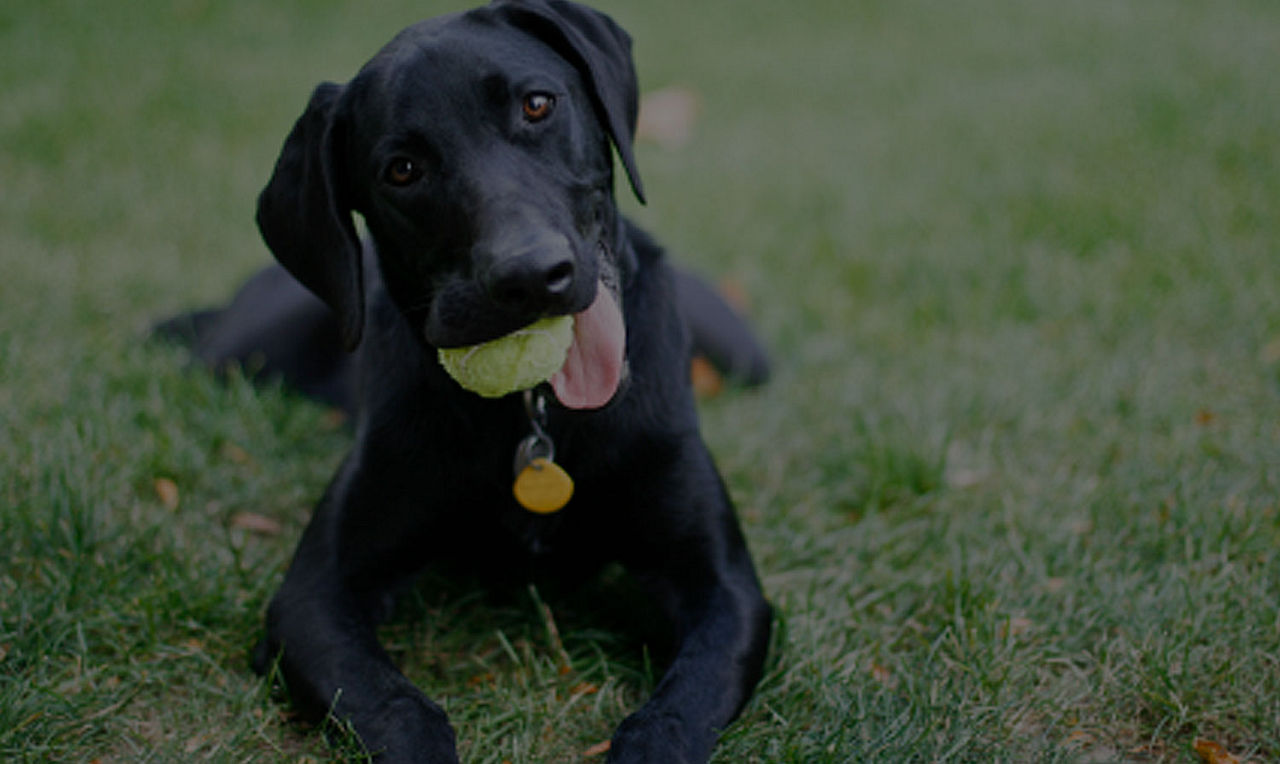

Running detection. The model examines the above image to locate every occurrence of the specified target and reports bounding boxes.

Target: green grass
[3,0,1279,760]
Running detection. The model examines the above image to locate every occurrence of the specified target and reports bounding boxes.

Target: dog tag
[513,457,574,514]
[512,390,573,514]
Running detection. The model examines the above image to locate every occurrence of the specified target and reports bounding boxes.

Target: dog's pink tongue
[550,284,625,409]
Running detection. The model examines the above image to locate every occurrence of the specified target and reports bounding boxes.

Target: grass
[3,0,1279,760]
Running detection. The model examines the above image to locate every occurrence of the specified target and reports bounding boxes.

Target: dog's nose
[484,244,576,311]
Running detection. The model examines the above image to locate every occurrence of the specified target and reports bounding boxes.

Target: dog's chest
[497,506,569,558]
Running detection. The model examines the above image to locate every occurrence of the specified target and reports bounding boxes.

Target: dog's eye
[384,157,422,187]
[522,92,555,122]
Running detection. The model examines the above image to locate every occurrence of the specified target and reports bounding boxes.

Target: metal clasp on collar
[512,389,573,514]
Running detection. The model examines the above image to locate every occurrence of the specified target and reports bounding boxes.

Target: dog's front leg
[253,451,460,763]
[607,445,773,764]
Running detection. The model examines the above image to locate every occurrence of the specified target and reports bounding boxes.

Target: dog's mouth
[548,281,626,410]
[423,278,627,410]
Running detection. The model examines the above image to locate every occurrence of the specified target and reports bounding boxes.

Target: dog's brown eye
[384,157,421,187]
[522,92,555,122]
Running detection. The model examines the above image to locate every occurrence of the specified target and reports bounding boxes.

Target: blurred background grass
[3,0,1279,760]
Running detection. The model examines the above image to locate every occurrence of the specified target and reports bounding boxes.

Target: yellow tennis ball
[438,315,574,398]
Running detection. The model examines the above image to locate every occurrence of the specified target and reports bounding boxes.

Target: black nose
[485,245,576,311]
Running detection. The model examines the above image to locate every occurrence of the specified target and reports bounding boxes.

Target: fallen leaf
[221,442,252,464]
[1194,738,1241,764]
[1070,518,1094,535]
[154,477,180,511]
[1062,729,1094,747]
[869,662,893,685]
[637,86,700,149]
[1195,409,1216,426]
[716,277,752,314]
[570,681,600,696]
[999,615,1033,640]
[690,355,724,399]
[945,467,985,489]
[229,512,283,535]
[583,740,612,758]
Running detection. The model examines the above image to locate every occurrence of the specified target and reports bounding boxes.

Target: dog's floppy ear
[256,82,364,349]
[496,0,646,204]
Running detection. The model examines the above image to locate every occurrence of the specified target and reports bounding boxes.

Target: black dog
[162,1,771,761]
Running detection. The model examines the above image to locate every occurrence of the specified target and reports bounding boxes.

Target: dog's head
[256,0,645,409]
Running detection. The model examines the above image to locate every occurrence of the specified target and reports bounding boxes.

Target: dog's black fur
[161,1,771,761]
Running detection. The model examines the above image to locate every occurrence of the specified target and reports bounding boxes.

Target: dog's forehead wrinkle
[371,15,584,101]
[366,64,564,153]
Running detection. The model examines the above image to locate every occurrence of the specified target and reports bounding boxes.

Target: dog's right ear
[256,82,364,350]
[494,0,646,205]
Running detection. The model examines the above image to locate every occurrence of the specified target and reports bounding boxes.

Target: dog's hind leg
[672,267,770,387]
[155,265,356,414]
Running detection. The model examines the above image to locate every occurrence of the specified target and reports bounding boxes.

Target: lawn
[3,0,1279,761]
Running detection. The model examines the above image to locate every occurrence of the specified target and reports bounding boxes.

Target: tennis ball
[438,315,574,398]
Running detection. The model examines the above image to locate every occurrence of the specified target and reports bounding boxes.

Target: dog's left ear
[256,83,365,350]
[496,0,646,204]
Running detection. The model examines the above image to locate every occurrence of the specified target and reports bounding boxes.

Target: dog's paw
[349,691,460,763]
[250,634,277,676]
[607,709,701,764]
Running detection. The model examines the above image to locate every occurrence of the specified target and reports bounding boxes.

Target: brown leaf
[999,615,1033,640]
[690,355,724,399]
[153,477,180,510]
[221,442,252,464]
[583,740,612,758]
[637,86,701,149]
[1194,738,1241,764]
[716,277,752,314]
[869,662,893,685]
[229,512,283,535]
[1062,729,1094,747]
[570,681,600,696]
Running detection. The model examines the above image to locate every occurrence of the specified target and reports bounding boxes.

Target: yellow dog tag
[513,457,574,514]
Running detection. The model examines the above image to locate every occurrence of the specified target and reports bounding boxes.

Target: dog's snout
[485,245,577,311]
